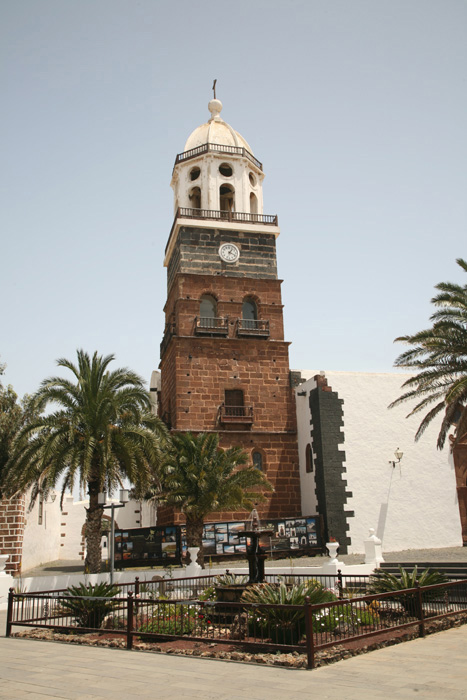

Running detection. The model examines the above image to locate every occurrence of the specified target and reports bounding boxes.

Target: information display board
[181,515,320,557]
[114,516,321,569]
[114,525,182,569]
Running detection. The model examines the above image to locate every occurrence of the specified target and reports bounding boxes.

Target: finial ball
[208,99,223,119]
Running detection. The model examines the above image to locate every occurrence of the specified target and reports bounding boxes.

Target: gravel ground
[19,545,467,578]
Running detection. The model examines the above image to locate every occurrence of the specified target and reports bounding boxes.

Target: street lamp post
[98,489,129,584]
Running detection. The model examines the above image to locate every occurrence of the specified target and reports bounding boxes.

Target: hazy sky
[2,0,466,398]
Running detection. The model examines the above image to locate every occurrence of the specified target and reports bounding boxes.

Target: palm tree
[151,432,273,567]
[1,350,167,572]
[390,258,467,449]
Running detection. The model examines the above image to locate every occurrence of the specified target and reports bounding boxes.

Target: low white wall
[296,370,462,554]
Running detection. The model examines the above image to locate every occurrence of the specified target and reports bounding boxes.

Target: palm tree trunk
[85,480,103,573]
[186,516,205,568]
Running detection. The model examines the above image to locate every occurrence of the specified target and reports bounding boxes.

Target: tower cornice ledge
[164,209,280,267]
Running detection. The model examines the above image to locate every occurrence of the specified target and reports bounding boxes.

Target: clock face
[219,243,240,263]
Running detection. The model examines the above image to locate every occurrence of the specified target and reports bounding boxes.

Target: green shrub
[138,603,198,637]
[60,582,119,629]
[313,602,377,633]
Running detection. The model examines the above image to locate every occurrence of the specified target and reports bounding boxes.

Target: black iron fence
[6,577,467,668]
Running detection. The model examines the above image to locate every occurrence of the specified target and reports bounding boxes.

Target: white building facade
[295,370,462,553]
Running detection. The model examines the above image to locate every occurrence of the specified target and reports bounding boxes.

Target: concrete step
[379,562,467,580]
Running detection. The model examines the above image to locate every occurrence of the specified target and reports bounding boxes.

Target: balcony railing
[178,207,278,226]
[218,404,254,424]
[194,316,229,335]
[174,143,263,171]
[236,319,270,337]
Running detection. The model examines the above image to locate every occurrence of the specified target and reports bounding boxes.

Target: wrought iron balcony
[194,316,229,335]
[174,142,263,171]
[236,319,270,338]
[218,404,254,424]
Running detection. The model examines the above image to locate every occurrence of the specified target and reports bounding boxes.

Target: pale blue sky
[1,0,466,398]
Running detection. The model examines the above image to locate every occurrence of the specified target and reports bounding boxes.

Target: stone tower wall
[0,494,26,575]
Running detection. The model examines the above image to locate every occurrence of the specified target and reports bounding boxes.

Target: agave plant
[60,581,119,629]
[215,573,249,586]
[369,566,447,616]
[241,580,337,642]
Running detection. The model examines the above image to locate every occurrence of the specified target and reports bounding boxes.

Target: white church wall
[296,370,462,554]
[21,490,63,571]
[20,490,158,570]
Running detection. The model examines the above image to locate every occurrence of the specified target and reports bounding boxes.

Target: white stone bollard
[326,541,339,564]
[185,547,203,577]
[364,528,384,568]
[0,554,14,611]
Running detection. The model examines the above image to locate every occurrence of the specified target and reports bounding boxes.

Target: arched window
[242,297,257,331]
[305,444,313,473]
[252,451,263,471]
[250,192,258,215]
[199,294,217,330]
[189,186,201,209]
[219,184,235,212]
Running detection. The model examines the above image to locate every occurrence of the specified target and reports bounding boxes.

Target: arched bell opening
[189,186,201,209]
[219,184,235,212]
[250,192,258,215]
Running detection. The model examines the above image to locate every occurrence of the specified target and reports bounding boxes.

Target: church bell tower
[158,97,301,524]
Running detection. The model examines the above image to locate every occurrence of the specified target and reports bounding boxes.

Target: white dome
[183,99,254,154]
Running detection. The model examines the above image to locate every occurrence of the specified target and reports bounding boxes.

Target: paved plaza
[1,608,466,700]
[3,549,467,698]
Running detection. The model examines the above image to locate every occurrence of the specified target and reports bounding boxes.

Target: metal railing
[174,143,263,171]
[177,207,278,225]
[218,404,254,423]
[6,578,467,669]
[236,319,270,337]
[194,316,229,335]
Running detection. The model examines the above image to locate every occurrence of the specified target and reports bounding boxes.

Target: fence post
[134,577,140,615]
[304,596,315,670]
[415,582,425,638]
[6,588,14,638]
[337,569,343,600]
[127,592,134,650]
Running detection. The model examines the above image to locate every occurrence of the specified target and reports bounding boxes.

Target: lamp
[389,448,403,468]
[98,490,130,584]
